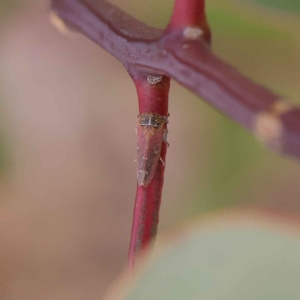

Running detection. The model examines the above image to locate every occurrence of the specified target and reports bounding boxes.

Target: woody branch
[50,0,300,159]
[127,0,209,269]
[166,0,211,43]
[128,71,170,271]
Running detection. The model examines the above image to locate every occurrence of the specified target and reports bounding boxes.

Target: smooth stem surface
[50,0,300,274]
[128,73,170,271]
[50,0,300,159]
[166,0,211,42]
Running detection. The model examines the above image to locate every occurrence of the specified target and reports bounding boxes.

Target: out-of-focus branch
[50,0,300,158]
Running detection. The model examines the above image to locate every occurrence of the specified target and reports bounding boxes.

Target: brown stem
[50,0,300,160]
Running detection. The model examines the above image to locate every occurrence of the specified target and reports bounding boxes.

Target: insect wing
[136,125,164,187]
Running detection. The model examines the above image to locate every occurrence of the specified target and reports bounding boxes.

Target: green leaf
[255,0,300,14]
[111,212,300,300]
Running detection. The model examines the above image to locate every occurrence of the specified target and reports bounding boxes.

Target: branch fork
[49,0,300,271]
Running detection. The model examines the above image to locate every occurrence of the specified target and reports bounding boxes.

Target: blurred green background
[0,0,300,299]
[118,213,300,300]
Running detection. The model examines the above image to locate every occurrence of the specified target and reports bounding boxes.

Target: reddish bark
[50,0,300,159]
[128,73,170,271]
[166,0,211,43]
[50,0,300,272]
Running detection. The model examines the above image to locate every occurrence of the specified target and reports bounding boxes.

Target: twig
[128,72,170,271]
[50,0,300,159]
[166,0,211,43]
[50,0,300,275]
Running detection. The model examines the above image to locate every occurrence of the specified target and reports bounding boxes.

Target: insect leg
[163,128,169,147]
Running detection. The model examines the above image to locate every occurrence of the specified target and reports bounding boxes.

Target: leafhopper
[136,113,169,187]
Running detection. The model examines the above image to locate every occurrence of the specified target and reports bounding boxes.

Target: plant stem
[166,0,211,43]
[50,0,300,159]
[128,72,170,271]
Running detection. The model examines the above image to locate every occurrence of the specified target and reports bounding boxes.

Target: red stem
[128,72,170,271]
[166,0,211,43]
[49,0,300,274]
[50,0,300,160]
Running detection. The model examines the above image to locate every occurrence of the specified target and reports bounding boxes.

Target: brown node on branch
[254,100,294,152]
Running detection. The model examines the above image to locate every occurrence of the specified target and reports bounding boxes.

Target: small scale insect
[136,112,169,187]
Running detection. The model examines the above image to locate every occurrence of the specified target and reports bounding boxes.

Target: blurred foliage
[111,214,300,300]
[0,0,18,176]
[0,127,10,177]
[255,0,300,14]
[0,71,9,176]
[0,0,19,20]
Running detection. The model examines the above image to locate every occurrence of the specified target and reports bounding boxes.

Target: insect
[136,113,169,187]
